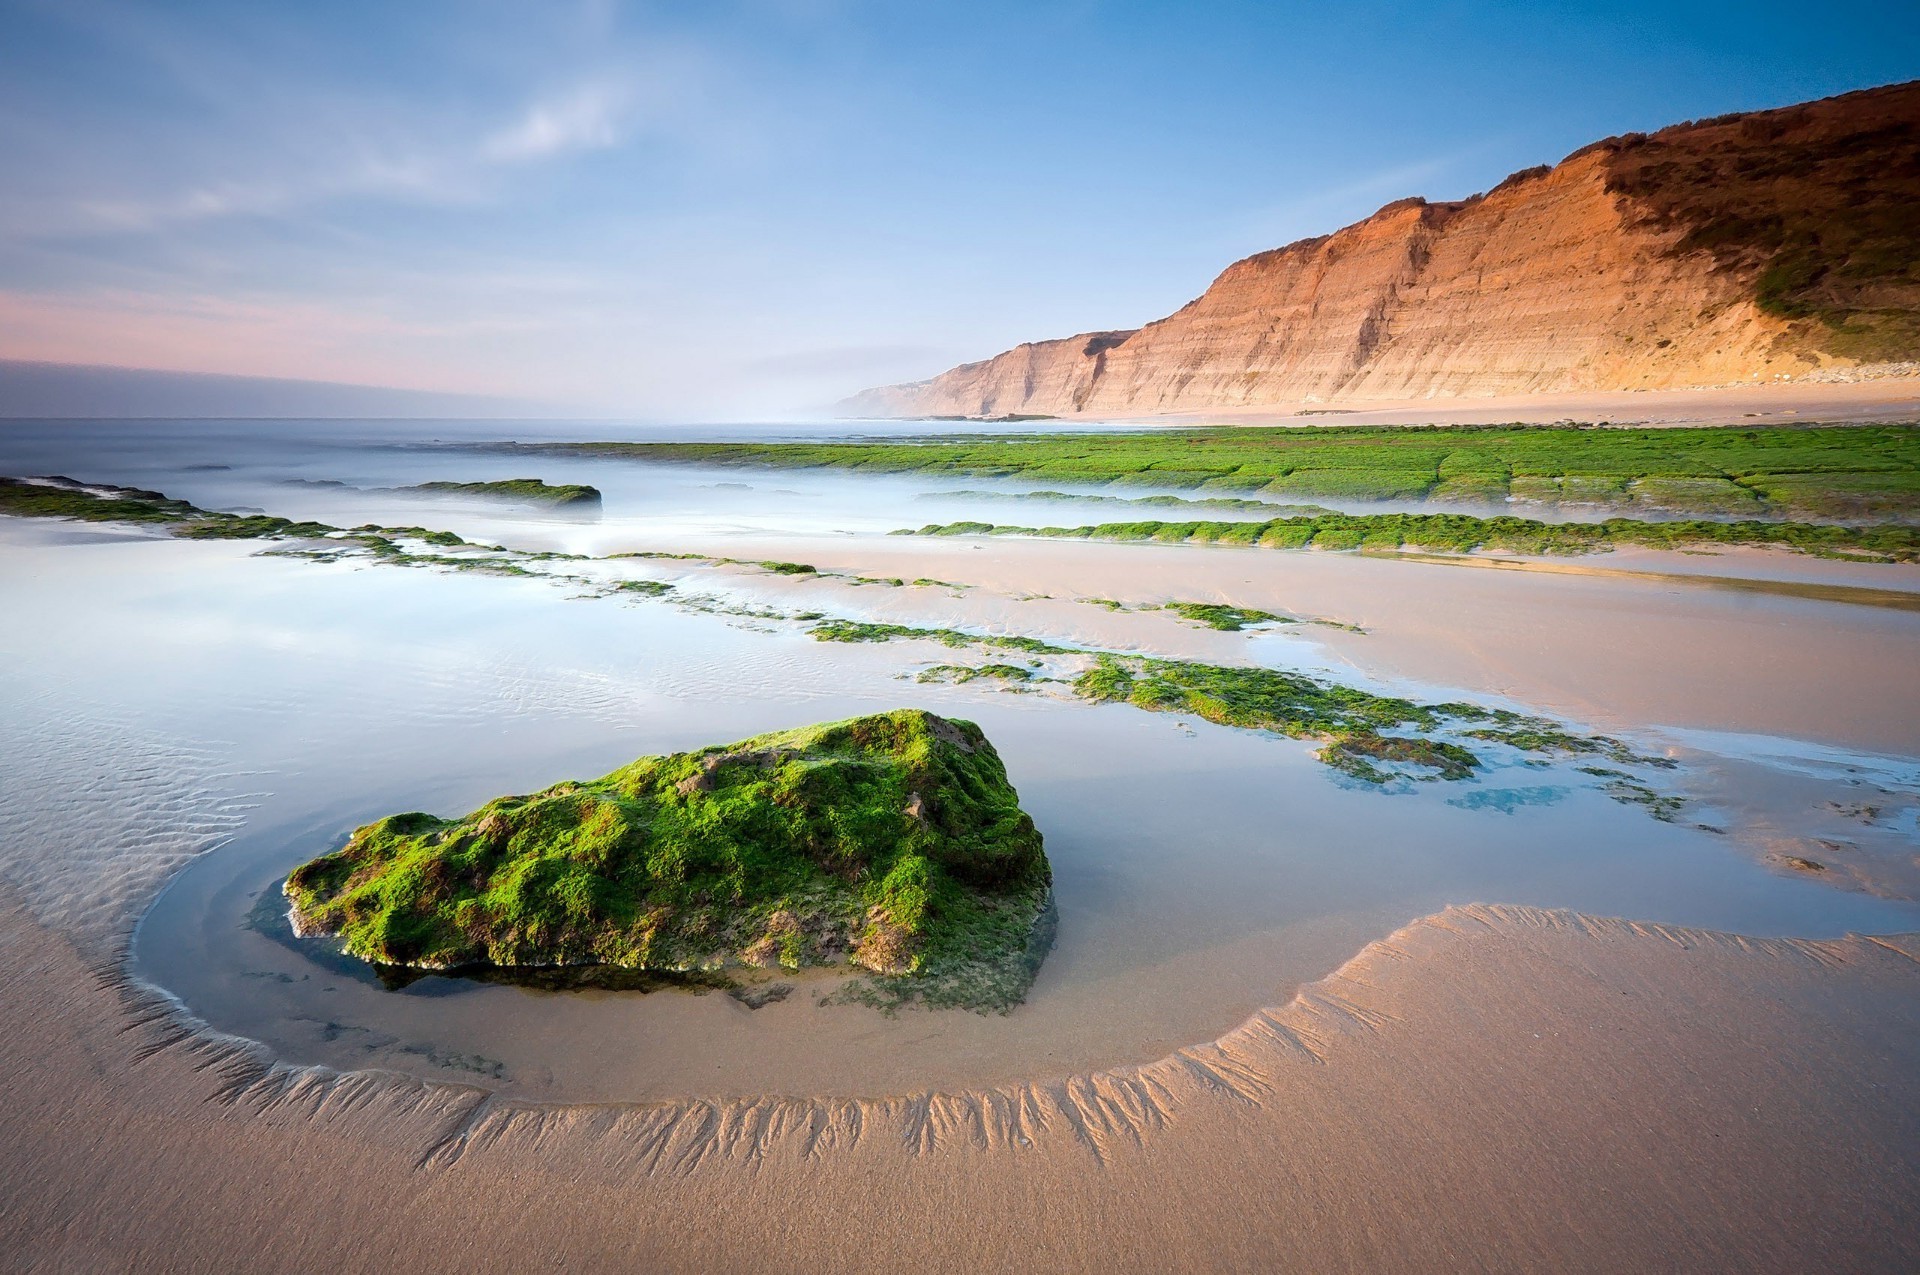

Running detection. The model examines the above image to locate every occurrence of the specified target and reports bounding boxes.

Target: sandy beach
[4,890,1917,1271]
[3,419,1918,1270]
[1090,371,1920,429]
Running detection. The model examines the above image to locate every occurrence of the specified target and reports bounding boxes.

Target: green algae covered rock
[284,710,1053,1011]
[404,478,601,507]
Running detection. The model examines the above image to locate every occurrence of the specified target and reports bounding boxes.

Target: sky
[0,0,1915,419]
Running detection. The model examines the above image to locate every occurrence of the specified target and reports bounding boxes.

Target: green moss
[533,423,1920,521]
[1072,653,1451,741]
[934,488,1333,517]
[809,618,1074,655]
[0,476,199,524]
[1577,766,1686,821]
[1317,733,1480,783]
[0,476,345,540]
[174,515,337,540]
[1465,722,1677,768]
[284,710,1052,1012]
[406,478,602,507]
[1163,601,1293,631]
[757,560,818,575]
[904,509,1920,562]
[915,663,1037,685]
[613,579,674,597]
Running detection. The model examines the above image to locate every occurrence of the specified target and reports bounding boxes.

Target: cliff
[845,81,1920,417]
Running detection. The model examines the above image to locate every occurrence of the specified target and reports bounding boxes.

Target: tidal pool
[3,419,1917,1104]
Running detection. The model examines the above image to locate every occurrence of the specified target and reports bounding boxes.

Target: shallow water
[3,418,1918,1103]
[0,416,1785,538]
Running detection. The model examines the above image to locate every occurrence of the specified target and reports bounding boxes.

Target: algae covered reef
[0,475,338,539]
[284,710,1055,1013]
[403,478,601,507]
[905,510,1920,562]
[514,422,1920,521]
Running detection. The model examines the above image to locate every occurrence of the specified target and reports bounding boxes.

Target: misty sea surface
[3,416,1918,1101]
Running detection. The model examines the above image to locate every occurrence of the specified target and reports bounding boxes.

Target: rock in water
[284,710,1053,1012]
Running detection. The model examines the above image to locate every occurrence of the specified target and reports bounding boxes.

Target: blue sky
[0,0,1914,417]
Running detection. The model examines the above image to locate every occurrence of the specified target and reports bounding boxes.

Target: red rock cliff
[845,81,1920,417]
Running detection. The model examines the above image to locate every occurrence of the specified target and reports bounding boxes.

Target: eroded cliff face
[846,82,1920,417]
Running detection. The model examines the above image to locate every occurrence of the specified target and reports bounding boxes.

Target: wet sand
[1137,375,1920,428]
[606,531,1920,756]
[5,892,1918,1271]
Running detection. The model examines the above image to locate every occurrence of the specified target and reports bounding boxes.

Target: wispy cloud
[56,77,651,234]
[484,81,633,162]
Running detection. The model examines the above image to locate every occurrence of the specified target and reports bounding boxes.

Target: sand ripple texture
[109,902,1920,1177]
[0,686,262,953]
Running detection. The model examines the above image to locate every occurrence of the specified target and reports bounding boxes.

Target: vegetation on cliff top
[518,423,1920,521]
[284,710,1053,1012]
[1601,83,1920,361]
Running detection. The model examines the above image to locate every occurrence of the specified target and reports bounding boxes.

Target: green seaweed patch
[1317,733,1480,783]
[1578,766,1686,821]
[283,710,1053,1013]
[406,478,601,507]
[531,423,1920,522]
[757,560,818,575]
[0,476,200,525]
[612,579,675,597]
[354,524,472,547]
[0,475,347,541]
[1073,653,1449,739]
[915,663,1038,685]
[173,514,338,540]
[928,488,1334,518]
[809,618,1075,655]
[1465,722,1677,768]
[904,511,1920,563]
[1163,601,1294,631]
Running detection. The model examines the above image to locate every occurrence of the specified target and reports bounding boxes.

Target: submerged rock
[284,710,1052,1011]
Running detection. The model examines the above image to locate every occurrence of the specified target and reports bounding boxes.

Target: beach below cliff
[1138,375,1920,429]
[2,417,1918,1269]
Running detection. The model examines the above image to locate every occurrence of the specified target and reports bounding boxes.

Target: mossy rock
[284,710,1052,1011]
[405,478,601,507]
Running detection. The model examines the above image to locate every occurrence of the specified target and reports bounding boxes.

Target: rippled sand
[5,893,1919,1271]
